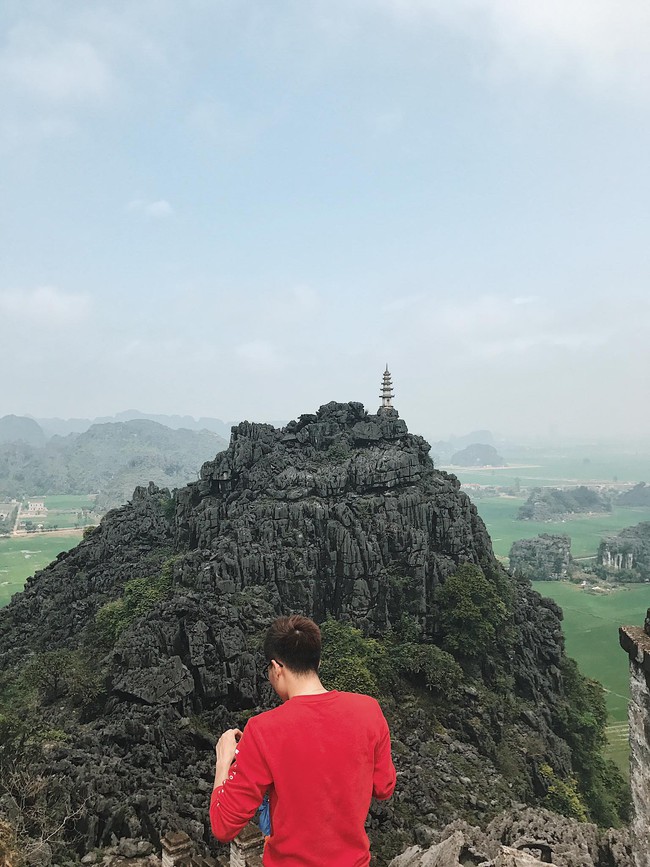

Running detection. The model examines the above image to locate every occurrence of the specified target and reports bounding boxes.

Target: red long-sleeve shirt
[210,690,396,866]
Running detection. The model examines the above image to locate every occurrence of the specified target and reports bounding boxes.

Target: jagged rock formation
[388,808,632,867]
[0,403,626,864]
[600,524,650,581]
[509,535,572,581]
[449,443,505,467]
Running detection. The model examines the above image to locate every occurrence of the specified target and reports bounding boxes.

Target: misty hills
[31,410,235,440]
[450,443,506,466]
[0,414,46,448]
[0,419,227,510]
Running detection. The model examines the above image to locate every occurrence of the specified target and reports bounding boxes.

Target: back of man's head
[264,615,321,675]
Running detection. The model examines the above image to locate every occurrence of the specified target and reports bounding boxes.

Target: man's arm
[372,707,396,801]
[210,723,273,843]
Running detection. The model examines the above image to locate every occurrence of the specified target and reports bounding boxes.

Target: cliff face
[172,403,492,635]
[600,524,650,580]
[0,403,621,864]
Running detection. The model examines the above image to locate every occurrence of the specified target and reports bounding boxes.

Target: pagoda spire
[379,364,395,413]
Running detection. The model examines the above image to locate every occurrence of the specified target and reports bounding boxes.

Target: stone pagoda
[378,364,395,414]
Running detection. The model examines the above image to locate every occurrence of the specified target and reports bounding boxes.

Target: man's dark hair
[263,615,321,674]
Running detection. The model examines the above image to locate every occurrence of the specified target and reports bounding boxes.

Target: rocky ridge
[509,535,572,582]
[0,402,628,865]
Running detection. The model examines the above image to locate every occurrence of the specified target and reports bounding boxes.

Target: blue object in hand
[258,794,271,836]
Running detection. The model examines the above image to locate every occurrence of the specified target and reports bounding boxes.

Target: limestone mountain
[618,482,650,507]
[0,403,628,865]
[0,414,46,447]
[599,522,650,581]
[509,535,573,581]
[450,443,505,467]
[517,486,612,521]
[0,419,227,509]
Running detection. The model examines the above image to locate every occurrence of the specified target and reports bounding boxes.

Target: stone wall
[619,612,650,867]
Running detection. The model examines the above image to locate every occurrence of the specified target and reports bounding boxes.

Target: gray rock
[117,838,139,858]
[25,840,53,867]
[389,809,632,867]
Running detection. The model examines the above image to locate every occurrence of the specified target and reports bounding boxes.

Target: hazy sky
[2,0,649,441]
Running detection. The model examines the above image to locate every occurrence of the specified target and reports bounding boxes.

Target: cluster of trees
[0,506,17,536]
[517,486,611,521]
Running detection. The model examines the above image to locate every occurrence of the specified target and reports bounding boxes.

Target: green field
[446,447,650,487]
[0,533,82,607]
[533,580,650,772]
[41,495,97,510]
[474,498,650,560]
[17,494,100,531]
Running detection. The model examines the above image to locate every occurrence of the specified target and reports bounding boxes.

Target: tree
[435,564,509,659]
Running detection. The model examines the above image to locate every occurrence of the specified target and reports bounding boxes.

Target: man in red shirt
[210,615,396,866]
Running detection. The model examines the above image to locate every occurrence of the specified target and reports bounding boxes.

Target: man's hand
[215,728,243,770]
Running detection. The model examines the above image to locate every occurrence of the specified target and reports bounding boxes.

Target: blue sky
[1,0,649,440]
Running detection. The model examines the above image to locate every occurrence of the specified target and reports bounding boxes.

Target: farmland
[474,498,650,560]
[0,532,82,607]
[533,580,650,772]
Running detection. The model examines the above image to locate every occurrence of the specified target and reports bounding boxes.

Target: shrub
[20,650,102,706]
[93,564,173,646]
[539,763,588,822]
[390,642,463,695]
[319,620,380,695]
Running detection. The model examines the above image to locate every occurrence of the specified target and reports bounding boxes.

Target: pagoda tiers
[378,365,395,413]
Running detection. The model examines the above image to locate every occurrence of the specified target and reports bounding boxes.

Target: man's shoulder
[335,691,382,712]
[245,691,382,731]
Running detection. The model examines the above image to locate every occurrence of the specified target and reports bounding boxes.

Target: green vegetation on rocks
[94,560,175,646]
[598,522,650,582]
[434,563,510,661]
[518,487,612,521]
[509,534,572,581]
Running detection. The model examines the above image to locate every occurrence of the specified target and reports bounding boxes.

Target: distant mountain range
[0,418,228,509]
[31,410,237,439]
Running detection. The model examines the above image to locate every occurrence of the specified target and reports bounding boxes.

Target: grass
[474,499,650,560]
[532,580,650,773]
[0,533,82,608]
[40,494,97,510]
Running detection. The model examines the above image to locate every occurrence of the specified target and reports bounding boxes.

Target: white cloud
[374,0,650,97]
[0,286,91,327]
[419,293,616,361]
[127,199,174,219]
[0,25,112,103]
